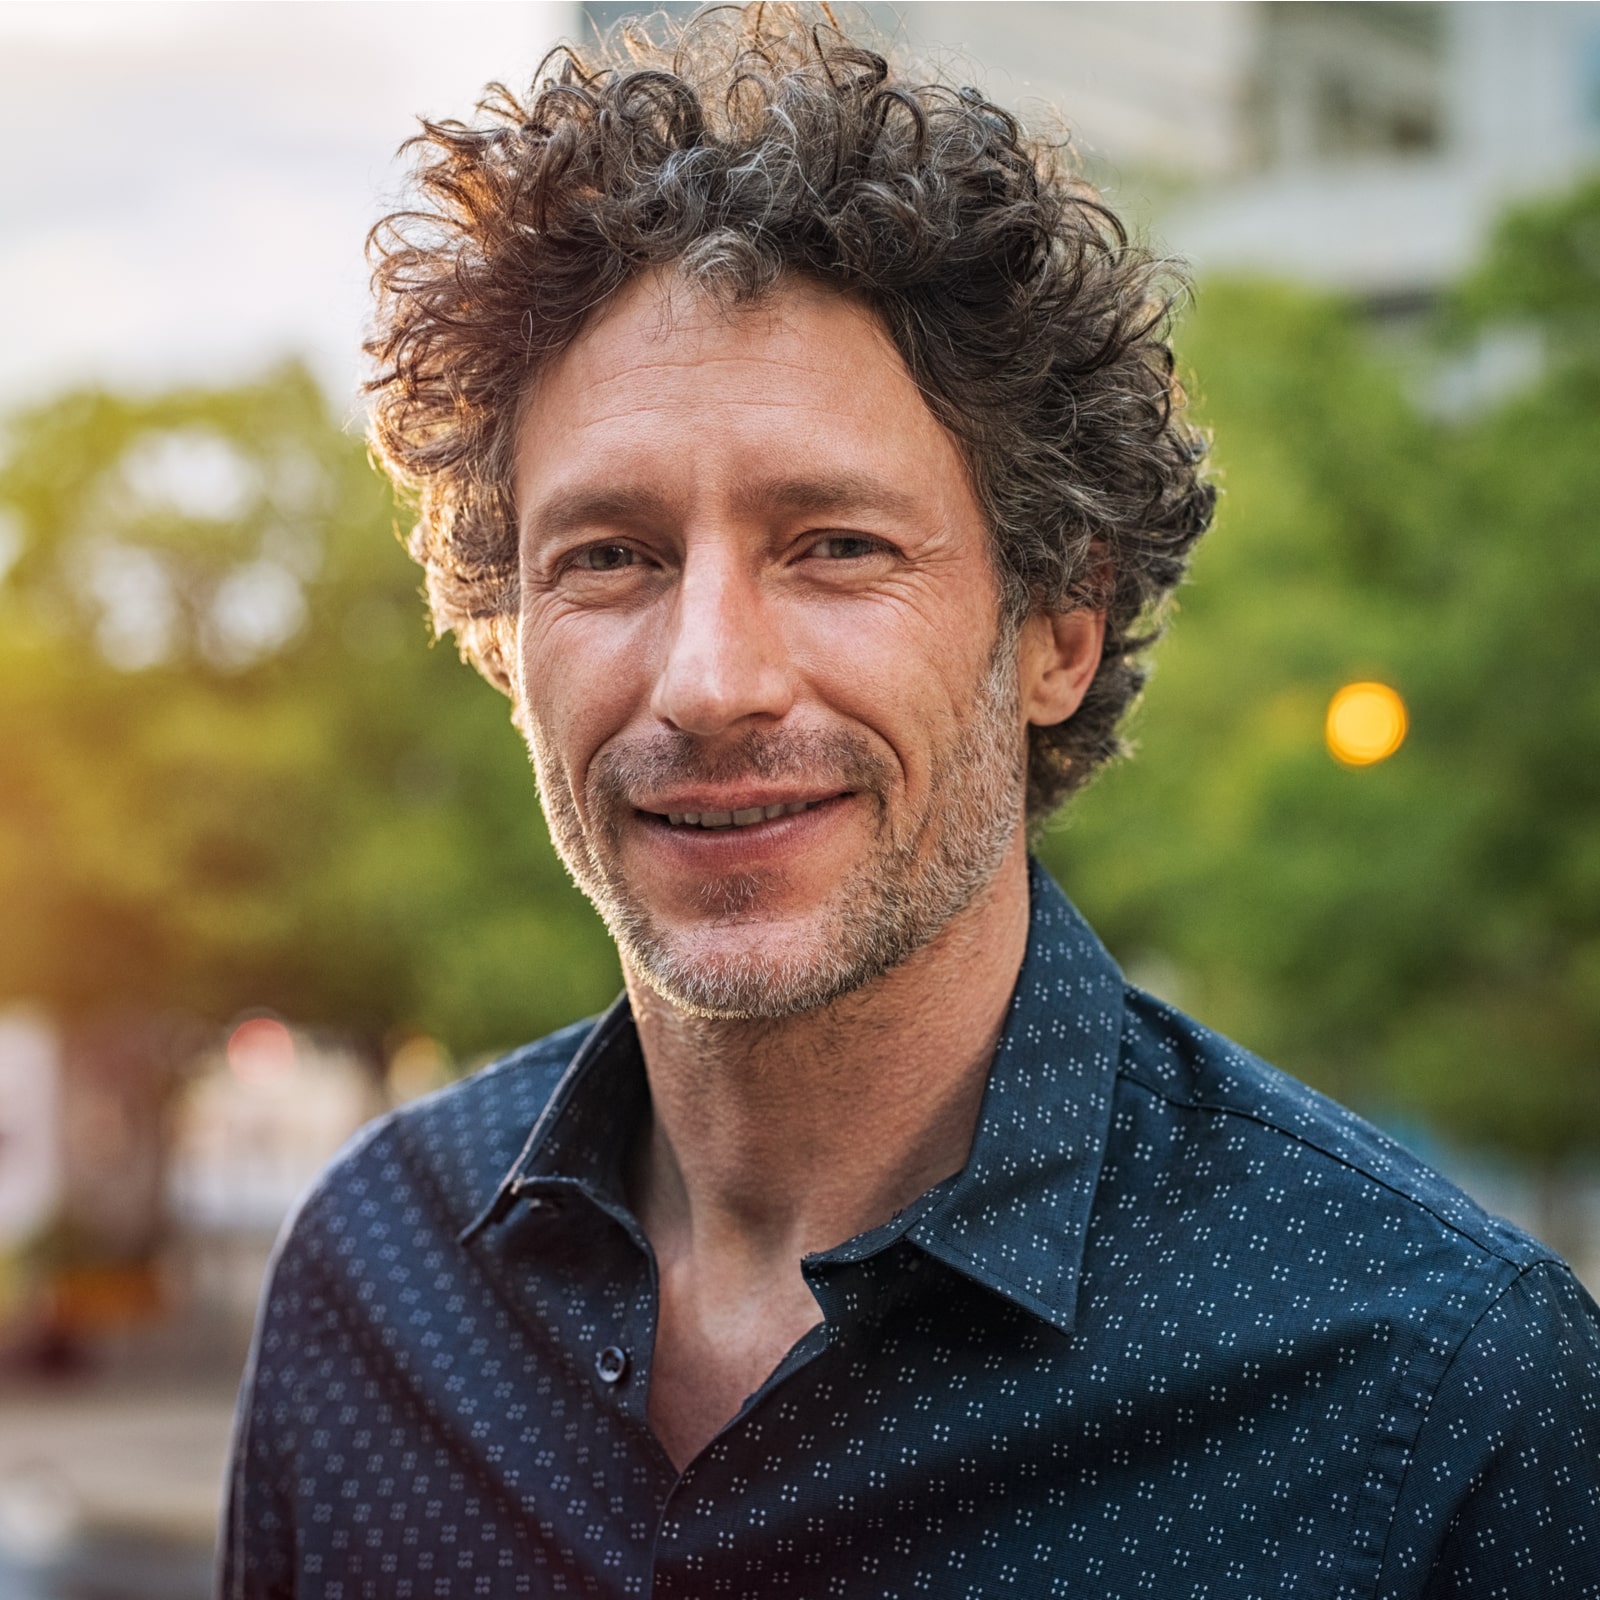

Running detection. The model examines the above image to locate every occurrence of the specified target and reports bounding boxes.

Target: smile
[661,799,828,829]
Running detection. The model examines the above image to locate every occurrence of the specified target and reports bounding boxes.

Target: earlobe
[1020,607,1106,728]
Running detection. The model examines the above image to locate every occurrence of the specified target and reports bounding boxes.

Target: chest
[280,1253,1417,1600]
[644,1261,825,1471]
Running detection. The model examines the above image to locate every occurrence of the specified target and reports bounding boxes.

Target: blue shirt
[223,864,1600,1597]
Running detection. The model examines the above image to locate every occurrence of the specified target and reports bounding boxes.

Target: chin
[622,920,873,1021]
[616,863,978,1020]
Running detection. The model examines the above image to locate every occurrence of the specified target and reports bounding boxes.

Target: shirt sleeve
[1379,1257,1600,1598]
[217,1238,305,1600]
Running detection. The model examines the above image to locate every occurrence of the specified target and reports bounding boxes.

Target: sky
[0,2,568,415]
[5,2,1595,417]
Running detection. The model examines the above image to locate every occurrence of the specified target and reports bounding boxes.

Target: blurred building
[165,1024,388,1350]
[900,1,1600,297]
[0,1013,60,1327]
[0,1011,178,1361]
[1169,2,1600,296]
[582,2,1600,296]
[0,1009,386,1372]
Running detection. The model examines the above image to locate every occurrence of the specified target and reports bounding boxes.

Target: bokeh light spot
[227,1016,295,1085]
[387,1035,448,1104]
[1326,681,1407,766]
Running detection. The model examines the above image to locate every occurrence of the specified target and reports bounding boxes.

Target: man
[223,8,1600,1595]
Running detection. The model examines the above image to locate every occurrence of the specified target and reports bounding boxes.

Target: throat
[645,1242,824,1473]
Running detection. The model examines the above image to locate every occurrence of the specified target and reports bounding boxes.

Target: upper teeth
[666,800,821,828]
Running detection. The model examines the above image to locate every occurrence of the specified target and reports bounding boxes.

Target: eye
[808,534,884,560]
[572,543,640,572]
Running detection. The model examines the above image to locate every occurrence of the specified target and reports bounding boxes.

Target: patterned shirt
[223,863,1600,1598]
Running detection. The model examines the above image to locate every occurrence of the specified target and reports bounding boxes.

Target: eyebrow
[523,486,670,542]
[732,471,919,522]
[523,470,920,542]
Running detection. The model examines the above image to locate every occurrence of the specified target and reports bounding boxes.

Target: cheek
[790,598,987,772]
[518,606,655,771]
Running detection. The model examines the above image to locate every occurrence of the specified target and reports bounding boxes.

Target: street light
[1326,681,1408,767]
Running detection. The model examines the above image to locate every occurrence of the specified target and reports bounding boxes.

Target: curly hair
[365,3,1214,819]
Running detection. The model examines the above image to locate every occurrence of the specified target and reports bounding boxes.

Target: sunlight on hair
[1325,681,1407,767]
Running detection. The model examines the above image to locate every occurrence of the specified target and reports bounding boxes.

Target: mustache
[590,726,892,813]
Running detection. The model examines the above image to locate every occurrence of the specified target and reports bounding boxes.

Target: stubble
[526,637,1027,1020]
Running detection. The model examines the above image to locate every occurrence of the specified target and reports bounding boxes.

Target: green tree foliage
[0,366,619,1062]
[1048,177,1600,1171]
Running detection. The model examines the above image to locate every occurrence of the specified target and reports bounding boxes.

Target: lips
[662,799,828,829]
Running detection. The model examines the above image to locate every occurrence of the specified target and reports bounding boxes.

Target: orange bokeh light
[227,1016,295,1084]
[1326,681,1408,767]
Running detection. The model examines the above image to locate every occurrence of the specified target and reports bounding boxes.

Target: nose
[649,547,795,735]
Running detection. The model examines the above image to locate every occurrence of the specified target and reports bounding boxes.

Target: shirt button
[595,1345,629,1385]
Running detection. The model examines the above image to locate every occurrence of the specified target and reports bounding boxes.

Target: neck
[627,843,1032,1268]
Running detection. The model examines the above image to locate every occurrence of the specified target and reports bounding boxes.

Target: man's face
[512,271,1031,1019]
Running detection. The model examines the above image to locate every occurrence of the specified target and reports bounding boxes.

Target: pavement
[0,1376,238,1600]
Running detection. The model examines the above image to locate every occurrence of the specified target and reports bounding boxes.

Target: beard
[525,635,1028,1021]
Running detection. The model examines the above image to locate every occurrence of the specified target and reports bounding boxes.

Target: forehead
[512,269,981,528]
[530,268,905,418]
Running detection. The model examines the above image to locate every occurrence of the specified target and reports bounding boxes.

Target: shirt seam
[1116,1067,1557,1275]
[1364,1259,1547,1598]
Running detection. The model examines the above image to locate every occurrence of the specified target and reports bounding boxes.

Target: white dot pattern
[222,863,1600,1597]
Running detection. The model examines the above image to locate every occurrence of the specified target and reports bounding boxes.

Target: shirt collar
[905,860,1124,1334]
[465,861,1125,1336]
[460,994,645,1240]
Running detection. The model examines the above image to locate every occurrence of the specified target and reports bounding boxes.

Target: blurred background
[2,1,1599,1593]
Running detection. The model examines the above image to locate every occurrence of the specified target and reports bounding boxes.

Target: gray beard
[526,640,1026,1021]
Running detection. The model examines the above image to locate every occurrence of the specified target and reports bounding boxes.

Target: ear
[1018,606,1105,728]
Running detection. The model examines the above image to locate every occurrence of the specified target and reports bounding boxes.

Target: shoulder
[1102,988,1600,1526]
[227,1016,598,1500]
[1111,985,1556,1278]
[276,1015,596,1254]
[1382,1257,1600,1589]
